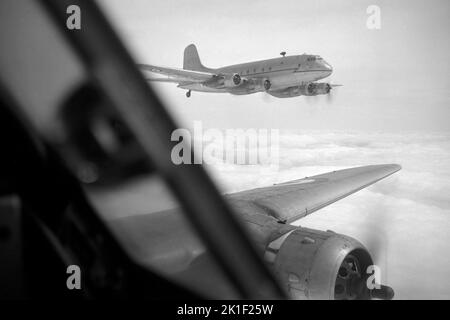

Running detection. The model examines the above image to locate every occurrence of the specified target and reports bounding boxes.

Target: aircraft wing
[139,63,216,83]
[106,164,400,297]
[226,164,401,223]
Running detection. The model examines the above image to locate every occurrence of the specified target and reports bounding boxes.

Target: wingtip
[372,163,401,172]
[389,164,402,172]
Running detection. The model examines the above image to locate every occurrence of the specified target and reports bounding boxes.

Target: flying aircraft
[139,44,338,98]
[0,0,399,301]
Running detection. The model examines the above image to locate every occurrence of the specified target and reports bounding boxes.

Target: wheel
[186,90,191,98]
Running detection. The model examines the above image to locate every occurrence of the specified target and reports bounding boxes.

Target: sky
[99,0,450,132]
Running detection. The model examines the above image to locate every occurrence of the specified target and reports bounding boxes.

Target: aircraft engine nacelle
[260,78,271,91]
[264,227,394,300]
[207,73,243,89]
[267,82,331,98]
[301,82,331,96]
[223,73,242,87]
[243,78,271,92]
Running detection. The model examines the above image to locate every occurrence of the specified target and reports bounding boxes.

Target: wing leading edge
[226,164,401,223]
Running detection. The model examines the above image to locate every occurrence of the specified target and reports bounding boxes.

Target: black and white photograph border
[0,0,449,302]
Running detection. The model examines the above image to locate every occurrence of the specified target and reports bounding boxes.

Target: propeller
[304,83,342,105]
[360,205,395,300]
[326,83,341,104]
[333,199,394,300]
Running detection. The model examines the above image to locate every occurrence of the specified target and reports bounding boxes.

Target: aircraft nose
[322,60,333,77]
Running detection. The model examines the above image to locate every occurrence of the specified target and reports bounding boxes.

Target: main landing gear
[186,90,191,98]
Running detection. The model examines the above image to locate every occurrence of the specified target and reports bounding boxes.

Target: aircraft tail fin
[183,44,210,72]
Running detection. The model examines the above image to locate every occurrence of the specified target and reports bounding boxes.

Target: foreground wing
[226,164,401,223]
[139,63,216,83]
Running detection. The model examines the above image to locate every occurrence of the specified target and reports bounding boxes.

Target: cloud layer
[207,131,450,299]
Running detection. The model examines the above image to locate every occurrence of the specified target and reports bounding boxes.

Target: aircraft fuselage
[178,54,333,95]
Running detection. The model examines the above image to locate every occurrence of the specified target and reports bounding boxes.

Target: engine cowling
[230,78,271,95]
[264,227,394,300]
[301,82,331,96]
[244,78,271,91]
[262,79,271,91]
[268,82,331,98]
[250,78,271,91]
[206,73,242,89]
[223,73,242,87]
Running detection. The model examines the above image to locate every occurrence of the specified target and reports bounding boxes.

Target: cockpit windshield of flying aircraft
[1,0,449,307]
